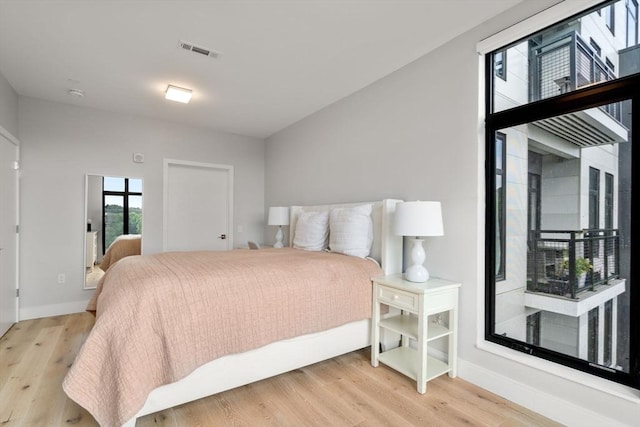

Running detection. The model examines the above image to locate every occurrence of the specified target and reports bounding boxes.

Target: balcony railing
[532,30,621,122]
[527,229,620,299]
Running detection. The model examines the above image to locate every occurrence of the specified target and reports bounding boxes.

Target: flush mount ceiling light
[165,85,192,104]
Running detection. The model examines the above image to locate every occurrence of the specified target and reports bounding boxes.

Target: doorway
[0,131,18,336]
[163,159,233,252]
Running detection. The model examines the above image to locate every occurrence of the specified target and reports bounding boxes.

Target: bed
[63,199,402,427]
[99,234,142,271]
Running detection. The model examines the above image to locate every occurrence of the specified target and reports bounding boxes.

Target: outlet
[57,273,66,284]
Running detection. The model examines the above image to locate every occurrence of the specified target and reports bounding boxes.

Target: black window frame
[485,21,640,390]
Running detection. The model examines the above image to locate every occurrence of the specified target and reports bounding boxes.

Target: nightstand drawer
[377,285,418,311]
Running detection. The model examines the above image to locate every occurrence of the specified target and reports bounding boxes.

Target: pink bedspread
[63,248,381,426]
[99,234,141,271]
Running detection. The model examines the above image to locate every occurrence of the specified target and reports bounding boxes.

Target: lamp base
[273,226,284,248]
[405,265,429,282]
[404,238,429,282]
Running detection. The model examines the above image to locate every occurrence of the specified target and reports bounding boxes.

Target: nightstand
[86,231,98,271]
[371,273,461,393]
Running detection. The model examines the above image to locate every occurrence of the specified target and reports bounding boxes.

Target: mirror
[84,174,143,289]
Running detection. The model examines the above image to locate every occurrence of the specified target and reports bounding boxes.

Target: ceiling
[0,0,522,139]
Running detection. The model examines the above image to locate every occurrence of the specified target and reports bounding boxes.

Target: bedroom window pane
[105,195,124,249]
[129,178,142,193]
[491,0,637,114]
[486,97,635,386]
[129,195,142,234]
[104,176,124,192]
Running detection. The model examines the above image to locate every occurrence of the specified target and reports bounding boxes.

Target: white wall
[18,97,265,318]
[265,1,639,425]
[0,71,18,136]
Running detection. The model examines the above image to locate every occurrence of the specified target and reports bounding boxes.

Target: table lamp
[393,201,444,282]
[268,206,290,248]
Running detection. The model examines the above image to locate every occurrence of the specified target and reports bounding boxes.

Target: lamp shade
[268,206,290,226]
[393,201,444,237]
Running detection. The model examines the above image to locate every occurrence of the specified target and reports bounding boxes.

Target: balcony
[527,229,620,300]
[531,31,629,148]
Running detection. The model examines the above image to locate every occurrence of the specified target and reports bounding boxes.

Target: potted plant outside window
[560,257,592,288]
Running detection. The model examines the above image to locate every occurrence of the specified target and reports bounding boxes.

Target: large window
[486,0,639,389]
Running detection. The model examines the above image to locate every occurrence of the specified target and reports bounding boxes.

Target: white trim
[458,356,629,426]
[20,299,91,320]
[163,159,234,251]
[0,130,20,327]
[475,340,640,402]
[476,0,604,54]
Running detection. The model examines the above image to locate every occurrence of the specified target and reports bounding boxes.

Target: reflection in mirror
[84,174,143,289]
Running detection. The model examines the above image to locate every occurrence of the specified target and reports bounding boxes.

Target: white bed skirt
[124,318,371,426]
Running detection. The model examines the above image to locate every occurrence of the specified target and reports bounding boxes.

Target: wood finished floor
[0,313,562,426]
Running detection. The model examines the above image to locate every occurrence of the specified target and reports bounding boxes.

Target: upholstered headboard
[289,199,403,275]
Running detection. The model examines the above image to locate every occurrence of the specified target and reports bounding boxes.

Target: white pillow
[329,204,373,258]
[293,210,329,251]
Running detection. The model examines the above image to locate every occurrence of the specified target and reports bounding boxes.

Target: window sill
[476,339,640,403]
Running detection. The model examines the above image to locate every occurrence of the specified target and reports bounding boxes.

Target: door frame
[163,159,234,251]
[0,125,20,328]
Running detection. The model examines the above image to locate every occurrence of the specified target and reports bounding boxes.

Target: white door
[0,133,18,336]
[164,160,233,251]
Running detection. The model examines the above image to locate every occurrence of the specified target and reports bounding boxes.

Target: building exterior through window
[486,0,639,387]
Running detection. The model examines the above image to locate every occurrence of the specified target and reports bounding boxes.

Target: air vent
[179,40,221,59]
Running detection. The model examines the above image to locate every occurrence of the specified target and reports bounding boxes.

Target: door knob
[218,234,227,240]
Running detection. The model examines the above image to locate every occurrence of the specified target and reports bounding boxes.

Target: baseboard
[457,358,623,427]
[20,300,90,320]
